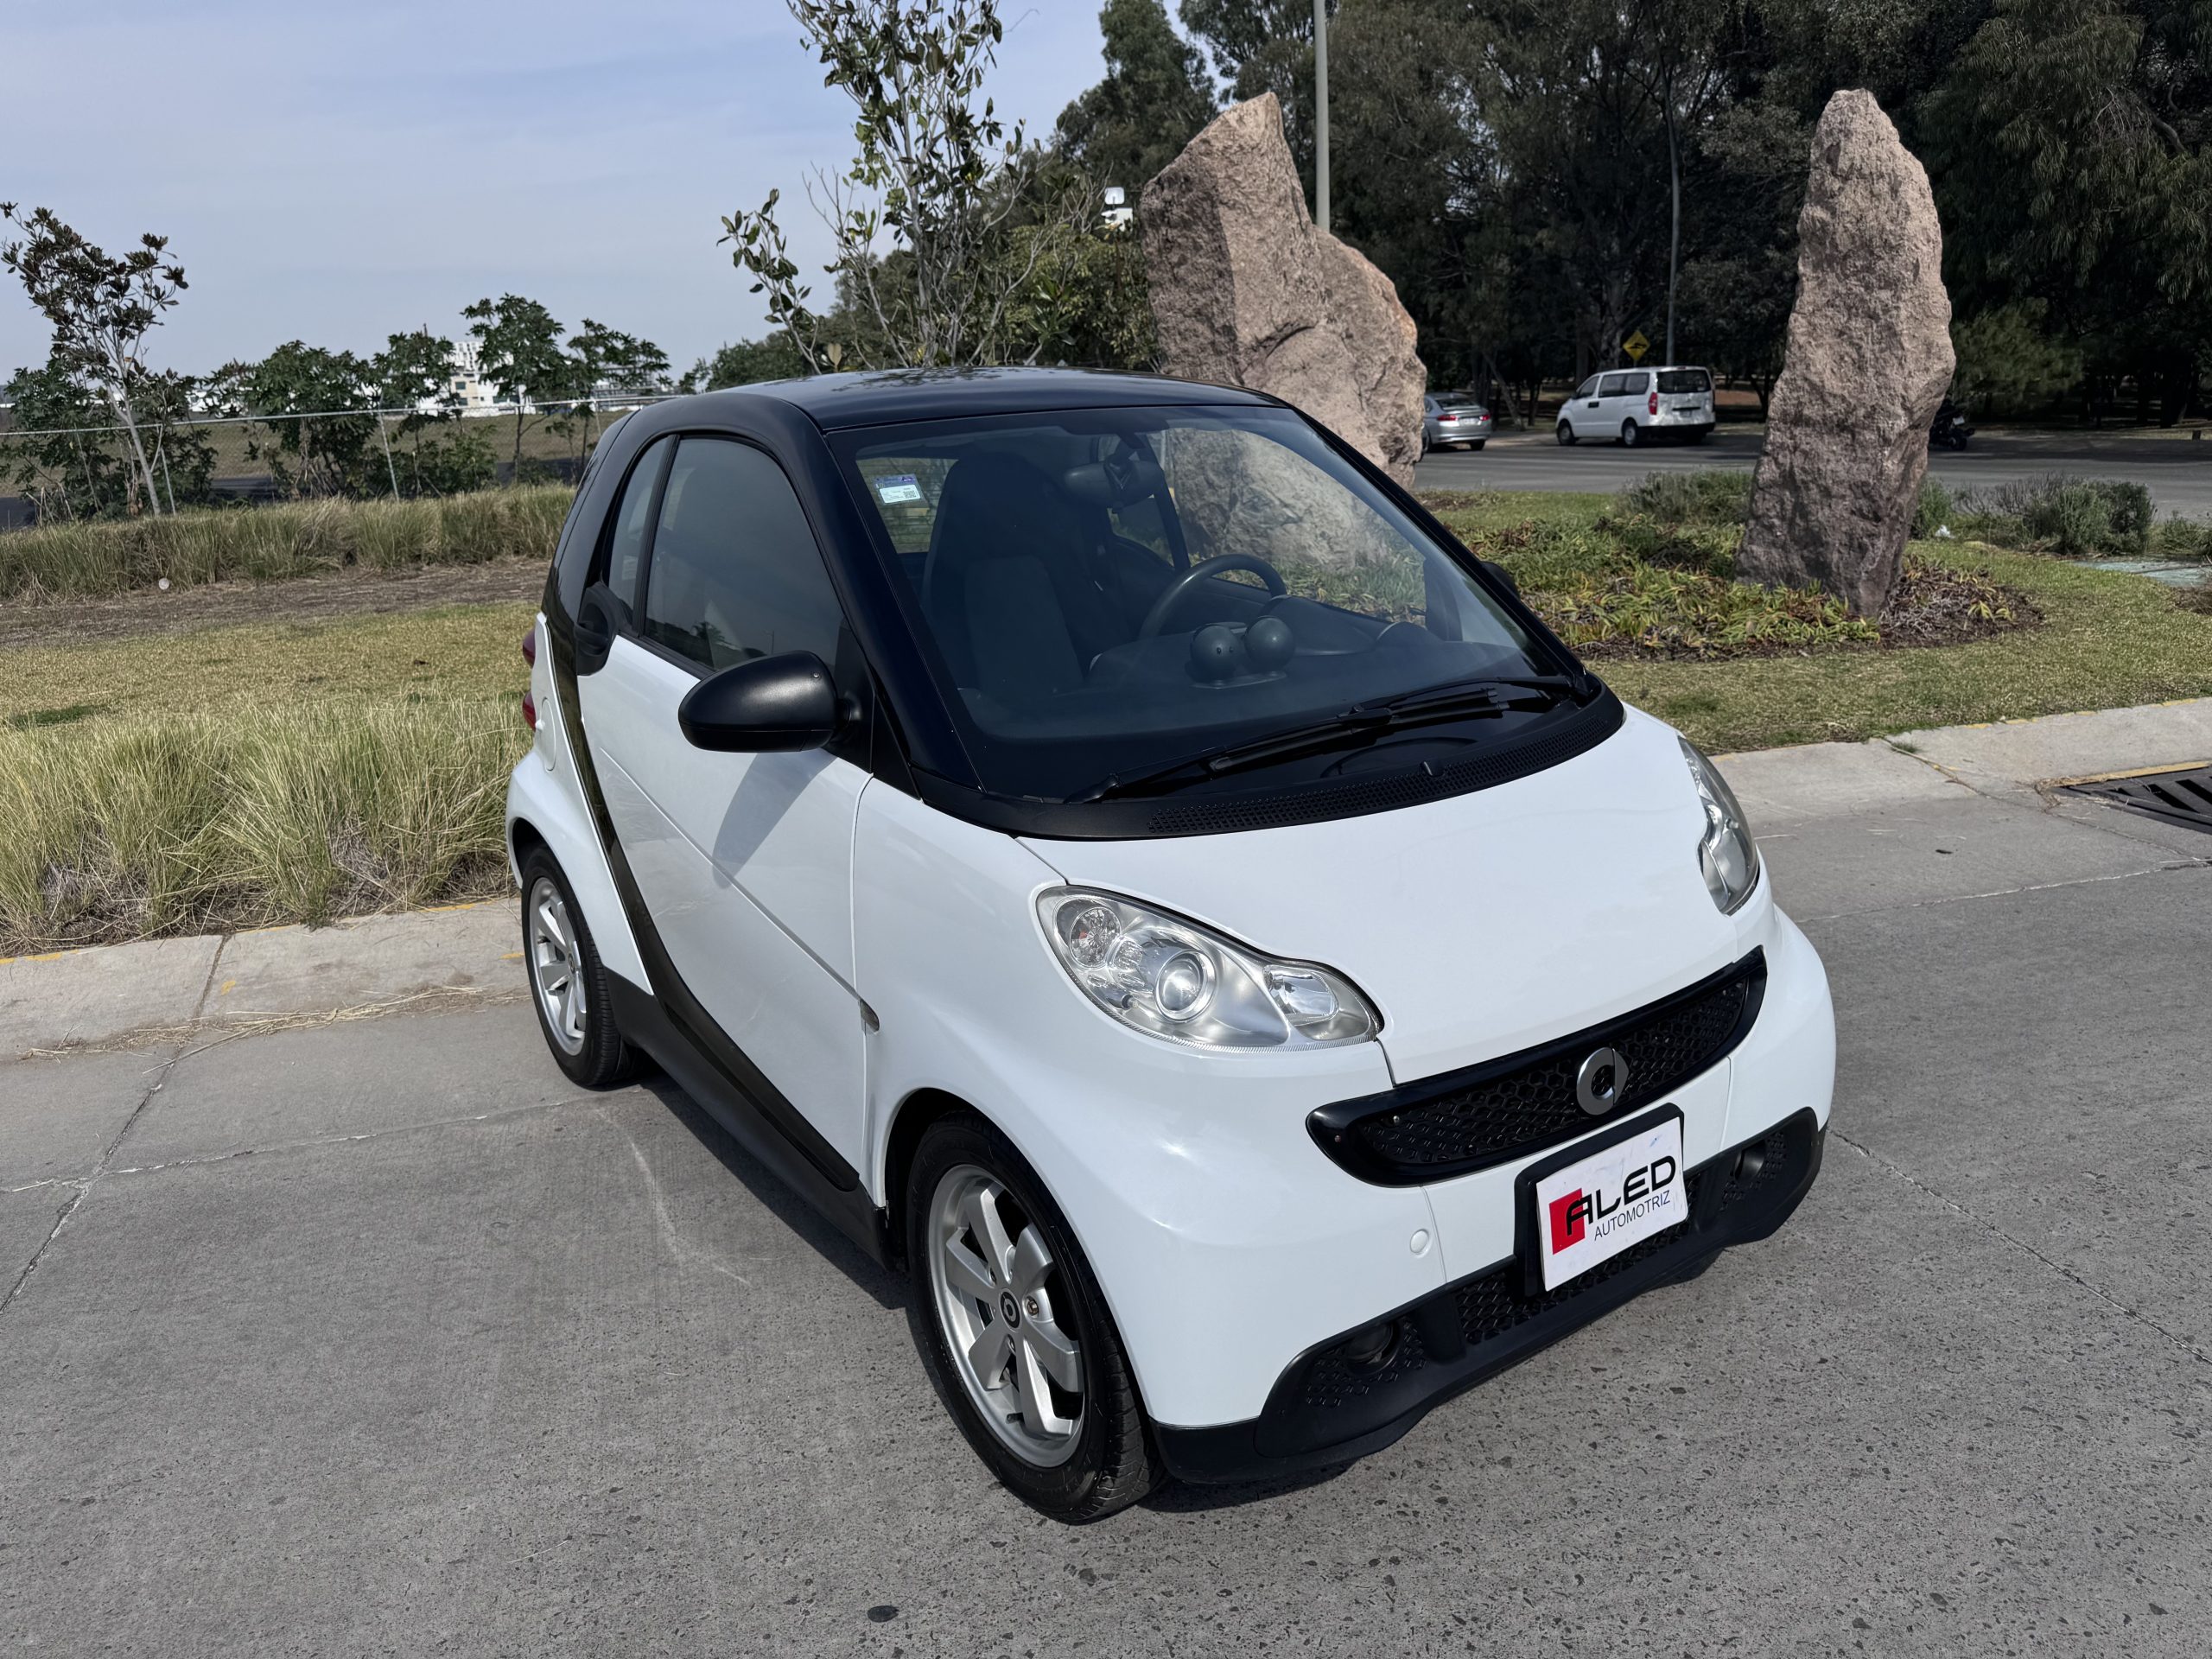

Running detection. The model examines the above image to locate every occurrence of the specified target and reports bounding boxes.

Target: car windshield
[1657,369,1711,393]
[1437,391,1482,406]
[835,404,1567,802]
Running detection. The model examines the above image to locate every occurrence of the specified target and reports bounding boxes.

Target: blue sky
[0,0,1114,379]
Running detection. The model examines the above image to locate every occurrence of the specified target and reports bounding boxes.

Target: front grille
[1457,1167,1707,1348]
[1294,1115,1817,1416]
[1311,950,1766,1185]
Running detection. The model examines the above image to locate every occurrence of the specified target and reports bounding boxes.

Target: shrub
[0,485,573,603]
[1913,476,1955,538]
[1617,468,1751,526]
[1954,475,2153,558]
[0,700,520,950]
[2153,516,2212,562]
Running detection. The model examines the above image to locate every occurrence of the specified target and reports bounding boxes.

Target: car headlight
[1681,738,1760,913]
[1037,888,1378,1049]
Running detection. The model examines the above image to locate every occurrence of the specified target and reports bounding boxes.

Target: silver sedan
[1423,391,1493,452]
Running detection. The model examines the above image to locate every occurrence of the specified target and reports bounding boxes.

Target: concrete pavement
[1417,427,2212,521]
[3,702,2209,1656]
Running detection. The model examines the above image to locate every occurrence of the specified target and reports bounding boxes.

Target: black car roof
[683,366,1278,432]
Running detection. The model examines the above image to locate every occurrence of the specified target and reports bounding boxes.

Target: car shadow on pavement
[636,1070,906,1313]
[637,1066,1362,1514]
[1140,1463,1354,1513]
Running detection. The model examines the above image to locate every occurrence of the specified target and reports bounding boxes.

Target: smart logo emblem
[1575,1046,1629,1116]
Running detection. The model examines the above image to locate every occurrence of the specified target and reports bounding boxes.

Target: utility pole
[1313,0,1331,233]
[1663,65,1680,366]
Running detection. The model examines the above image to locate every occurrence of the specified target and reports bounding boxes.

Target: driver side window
[638,437,845,672]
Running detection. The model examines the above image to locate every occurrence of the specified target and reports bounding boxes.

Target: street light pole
[1313,0,1330,233]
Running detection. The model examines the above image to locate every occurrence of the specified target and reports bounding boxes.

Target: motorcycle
[1929,398,1974,452]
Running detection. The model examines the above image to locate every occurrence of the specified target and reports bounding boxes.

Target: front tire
[520,849,639,1088]
[1556,422,1576,446]
[907,1113,1160,1522]
[1621,420,1642,448]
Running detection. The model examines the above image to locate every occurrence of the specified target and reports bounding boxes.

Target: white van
[508,368,1832,1521]
[1557,366,1717,446]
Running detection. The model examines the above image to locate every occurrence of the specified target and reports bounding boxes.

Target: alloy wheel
[527,877,588,1056]
[927,1163,1086,1467]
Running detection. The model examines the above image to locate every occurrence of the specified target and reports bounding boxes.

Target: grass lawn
[0,601,536,731]
[3,480,2209,951]
[1426,490,2212,752]
[0,597,533,952]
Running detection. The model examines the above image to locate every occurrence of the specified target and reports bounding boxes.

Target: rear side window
[1598,373,1631,397]
[639,436,845,671]
[1658,368,1712,393]
[601,437,671,619]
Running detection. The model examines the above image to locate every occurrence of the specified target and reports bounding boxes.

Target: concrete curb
[1715,696,2212,819]
[1,900,522,1062]
[3,697,2207,1062]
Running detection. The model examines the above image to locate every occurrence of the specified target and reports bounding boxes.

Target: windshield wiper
[1065,677,1587,804]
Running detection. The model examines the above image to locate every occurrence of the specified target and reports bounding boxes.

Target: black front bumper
[1154,1109,1825,1485]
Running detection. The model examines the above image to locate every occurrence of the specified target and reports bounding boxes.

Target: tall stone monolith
[1736,90,1954,616]
[1140,92,1426,491]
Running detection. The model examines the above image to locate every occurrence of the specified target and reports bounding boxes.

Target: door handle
[575,583,620,675]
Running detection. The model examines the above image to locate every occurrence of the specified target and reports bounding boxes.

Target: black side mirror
[678,651,840,753]
[1484,560,1521,596]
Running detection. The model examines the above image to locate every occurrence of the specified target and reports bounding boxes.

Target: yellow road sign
[1623,331,1651,364]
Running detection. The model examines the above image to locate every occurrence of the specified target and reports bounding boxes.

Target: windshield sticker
[874,474,925,505]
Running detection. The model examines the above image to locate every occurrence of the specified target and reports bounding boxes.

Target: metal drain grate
[2063,763,2212,834]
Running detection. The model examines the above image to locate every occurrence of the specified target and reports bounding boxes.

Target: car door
[1593,372,1633,433]
[575,433,871,1171]
[1562,377,1596,436]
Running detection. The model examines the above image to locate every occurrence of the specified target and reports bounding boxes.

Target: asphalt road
[5,774,2211,1655]
[1417,428,2212,519]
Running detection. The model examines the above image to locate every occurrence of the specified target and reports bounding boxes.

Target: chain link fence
[0,397,685,527]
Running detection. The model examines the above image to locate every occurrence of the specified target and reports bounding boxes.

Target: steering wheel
[1137,554,1288,639]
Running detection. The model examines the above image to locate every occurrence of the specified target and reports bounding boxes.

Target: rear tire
[1556,423,1576,446]
[1688,429,1710,445]
[907,1112,1161,1522]
[1621,421,1642,448]
[1469,440,1486,451]
[520,849,639,1089]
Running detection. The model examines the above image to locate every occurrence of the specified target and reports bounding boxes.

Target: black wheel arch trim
[1307,946,1768,1185]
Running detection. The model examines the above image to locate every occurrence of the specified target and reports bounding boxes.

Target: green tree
[463,294,569,474]
[1055,0,1218,189]
[722,0,1085,369]
[227,341,378,497]
[690,334,815,388]
[371,328,493,496]
[1922,0,2212,423]
[0,204,188,514]
[1179,0,1322,190]
[563,319,671,455]
[1,360,135,517]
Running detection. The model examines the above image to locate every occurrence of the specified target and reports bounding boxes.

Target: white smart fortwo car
[507,369,1834,1521]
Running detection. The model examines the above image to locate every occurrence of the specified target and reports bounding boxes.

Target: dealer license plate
[1529,1114,1688,1291]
